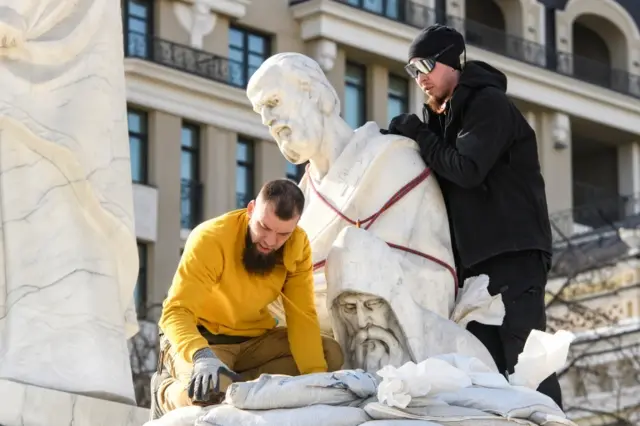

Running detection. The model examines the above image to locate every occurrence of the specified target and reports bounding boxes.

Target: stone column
[536,111,573,238]
[148,111,182,307]
[617,142,640,214]
[410,83,425,116]
[367,64,389,128]
[255,140,287,186]
[202,125,237,218]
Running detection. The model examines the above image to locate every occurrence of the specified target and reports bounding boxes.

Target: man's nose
[264,231,277,247]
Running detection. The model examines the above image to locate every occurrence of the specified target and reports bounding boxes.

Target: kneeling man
[150,179,344,419]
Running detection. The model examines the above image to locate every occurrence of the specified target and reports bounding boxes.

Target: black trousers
[459,250,563,409]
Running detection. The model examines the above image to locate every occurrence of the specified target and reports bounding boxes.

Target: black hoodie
[415,60,552,268]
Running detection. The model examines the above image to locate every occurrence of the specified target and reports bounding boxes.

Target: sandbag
[143,406,212,426]
[364,402,536,425]
[226,370,378,410]
[195,404,370,426]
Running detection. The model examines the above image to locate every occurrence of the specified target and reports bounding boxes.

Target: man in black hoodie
[385,24,562,407]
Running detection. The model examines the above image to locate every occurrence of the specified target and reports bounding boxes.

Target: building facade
[122,0,640,422]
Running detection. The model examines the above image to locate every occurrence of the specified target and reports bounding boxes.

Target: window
[180,123,202,230]
[346,0,403,20]
[127,108,148,184]
[228,26,271,88]
[286,162,305,182]
[134,242,147,318]
[344,62,367,129]
[387,74,409,123]
[123,0,153,58]
[236,137,255,208]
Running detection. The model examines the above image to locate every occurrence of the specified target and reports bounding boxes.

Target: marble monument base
[0,379,149,426]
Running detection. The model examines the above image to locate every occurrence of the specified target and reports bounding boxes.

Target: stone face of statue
[335,292,411,373]
[247,54,332,165]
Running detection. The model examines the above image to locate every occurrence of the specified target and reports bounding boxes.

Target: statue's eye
[366,299,384,309]
[342,304,356,314]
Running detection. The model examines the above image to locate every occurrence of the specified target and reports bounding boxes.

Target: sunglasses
[404,44,454,79]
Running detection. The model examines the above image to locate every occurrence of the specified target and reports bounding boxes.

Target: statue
[246,52,457,335]
[0,0,139,406]
[326,226,498,372]
[144,52,577,426]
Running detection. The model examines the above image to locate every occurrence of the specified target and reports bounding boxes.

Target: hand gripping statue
[247,52,458,335]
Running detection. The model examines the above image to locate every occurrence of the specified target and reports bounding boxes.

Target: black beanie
[408,24,465,69]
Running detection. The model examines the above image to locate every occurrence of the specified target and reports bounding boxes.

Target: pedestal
[0,380,149,426]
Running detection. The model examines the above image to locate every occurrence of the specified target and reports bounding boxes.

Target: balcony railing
[550,192,640,245]
[549,192,640,277]
[125,31,245,88]
[290,0,640,98]
[181,179,204,230]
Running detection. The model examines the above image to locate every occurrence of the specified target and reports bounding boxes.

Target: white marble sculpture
[246,52,457,335]
[326,226,498,372]
[144,51,577,426]
[0,0,140,410]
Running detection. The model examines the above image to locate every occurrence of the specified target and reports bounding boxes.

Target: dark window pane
[181,126,195,148]
[388,99,405,123]
[228,26,270,88]
[388,75,408,98]
[128,111,143,133]
[129,19,149,34]
[344,86,364,128]
[248,53,263,68]
[248,35,265,54]
[180,152,194,180]
[229,47,244,63]
[346,64,365,85]
[363,0,383,14]
[130,1,149,18]
[237,141,252,162]
[229,28,244,48]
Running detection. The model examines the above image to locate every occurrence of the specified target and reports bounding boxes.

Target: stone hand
[188,348,240,404]
[387,113,425,140]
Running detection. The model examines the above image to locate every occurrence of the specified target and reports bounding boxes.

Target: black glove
[188,348,240,404]
[387,113,425,140]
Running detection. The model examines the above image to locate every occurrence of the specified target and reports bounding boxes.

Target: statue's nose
[261,109,275,126]
[356,309,370,328]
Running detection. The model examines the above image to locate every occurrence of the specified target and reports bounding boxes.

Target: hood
[458,60,507,92]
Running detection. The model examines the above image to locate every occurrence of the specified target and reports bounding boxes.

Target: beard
[242,228,282,275]
[349,325,407,372]
[426,93,447,115]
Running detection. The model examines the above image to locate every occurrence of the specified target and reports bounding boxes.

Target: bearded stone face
[335,292,411,373]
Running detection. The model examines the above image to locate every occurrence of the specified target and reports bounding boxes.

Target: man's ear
[247,199,255,217]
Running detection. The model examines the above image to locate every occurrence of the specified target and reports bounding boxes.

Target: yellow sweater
[159,209,327,374]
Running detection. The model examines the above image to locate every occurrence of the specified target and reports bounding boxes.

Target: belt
[197,326,253,345]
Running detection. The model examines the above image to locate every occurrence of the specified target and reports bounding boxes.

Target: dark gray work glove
[187,348,240,404]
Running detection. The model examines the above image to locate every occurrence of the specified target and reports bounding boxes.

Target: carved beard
[241,228,282,275]
[351,325,405,372]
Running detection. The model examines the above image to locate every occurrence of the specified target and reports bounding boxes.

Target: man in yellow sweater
[150,179,344,418]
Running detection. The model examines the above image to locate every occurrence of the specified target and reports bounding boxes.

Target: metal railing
[181,179,204,230]
[125,31,246,88]
[549,192,640,277]
[290,0,640,98]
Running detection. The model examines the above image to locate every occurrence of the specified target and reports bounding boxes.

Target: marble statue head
[334,290,411,373]
[247,52,341,164]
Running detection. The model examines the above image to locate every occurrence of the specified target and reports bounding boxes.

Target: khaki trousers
[157,327,344,413]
